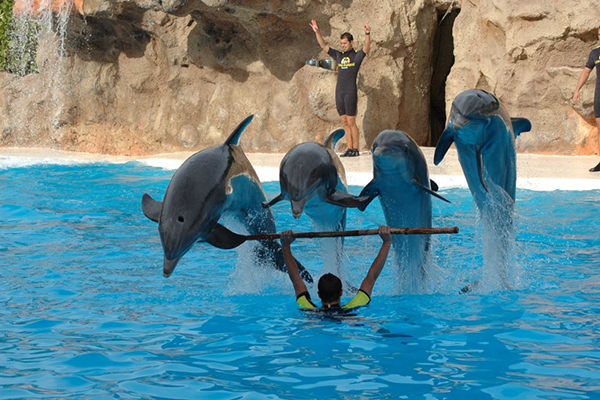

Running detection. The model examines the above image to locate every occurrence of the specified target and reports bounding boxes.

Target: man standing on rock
[310,19,371,157]
[573,26,600,172]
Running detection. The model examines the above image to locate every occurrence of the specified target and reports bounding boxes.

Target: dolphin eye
[178,216,185,223]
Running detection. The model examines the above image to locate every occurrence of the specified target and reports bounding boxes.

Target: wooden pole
[244,226,459,241]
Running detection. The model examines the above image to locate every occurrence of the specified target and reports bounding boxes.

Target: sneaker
[353,149,360,157]
[340,149,352,157]
[590,161,600,172]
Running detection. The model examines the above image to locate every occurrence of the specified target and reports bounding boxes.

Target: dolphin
[434,89,531,206]
[433,89,531,290]
[142,115,312,282]
[358,130,449,293]
[263,129,371,279]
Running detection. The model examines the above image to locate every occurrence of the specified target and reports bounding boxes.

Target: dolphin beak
[291,200,305,219]
[163,256,180,278]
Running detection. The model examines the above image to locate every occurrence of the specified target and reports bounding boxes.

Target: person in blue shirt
[310,19,371,157]
[573,26,600,172]
[280,226,392,309]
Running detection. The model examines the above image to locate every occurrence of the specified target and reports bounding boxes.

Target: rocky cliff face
[0,0,598,155]
[447,0,600,155]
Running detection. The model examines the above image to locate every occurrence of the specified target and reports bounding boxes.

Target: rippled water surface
[1,161,599,399]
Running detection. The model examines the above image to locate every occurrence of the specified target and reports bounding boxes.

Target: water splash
[473,183,521,293]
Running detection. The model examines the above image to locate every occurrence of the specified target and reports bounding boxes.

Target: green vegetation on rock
[0,0,38,75]
[0,0,15,71]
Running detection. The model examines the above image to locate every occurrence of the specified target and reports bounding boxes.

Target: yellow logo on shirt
[339,57,355,68]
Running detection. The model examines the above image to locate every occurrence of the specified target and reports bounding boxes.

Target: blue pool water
[1,160,600,399]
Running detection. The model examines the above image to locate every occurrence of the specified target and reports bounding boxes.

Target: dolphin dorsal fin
[511,117,532,137]
[434,127,455,165]
[324,129,346,149]
[225,115,254,146]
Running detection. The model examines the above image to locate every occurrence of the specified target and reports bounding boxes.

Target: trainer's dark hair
[318,273,342,303]
[340,32,354,41]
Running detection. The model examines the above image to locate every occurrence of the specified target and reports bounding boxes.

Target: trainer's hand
[378,226,392,243]
[280,230,295,246]
[573,90,581,105]
[364,21,370,34]
[309,20,319,33]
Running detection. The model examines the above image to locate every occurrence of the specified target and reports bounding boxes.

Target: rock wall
[0,0,599,155]
[447,0,600,155]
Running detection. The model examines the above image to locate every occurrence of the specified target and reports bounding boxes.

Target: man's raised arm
[280,231,308,297]
[310,20,330,53]
[363,21,371,54]
[359,226,392,296]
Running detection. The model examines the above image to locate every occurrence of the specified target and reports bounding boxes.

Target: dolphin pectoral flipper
[204,223,247,249]
[142,193,162,222]
[325,190,374,208]
[511,117,532,136]
[475,147,489,193]
[357,179,380,212]
[430,179,439,192]
[433,127,455,165]
[324,128,346,149]
[412,179,451,203]
[262,193,284,208]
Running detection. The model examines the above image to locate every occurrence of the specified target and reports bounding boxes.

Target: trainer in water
[280,226,392,310]
[309,19,371,157]
[573,26,600,172]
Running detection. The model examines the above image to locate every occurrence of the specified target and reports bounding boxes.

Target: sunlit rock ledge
[2,0,600,156]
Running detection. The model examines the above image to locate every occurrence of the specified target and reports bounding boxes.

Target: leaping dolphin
[433,89,531,290]
[358,130,449,293]
[434,89,531,206]
[263,129,371,280]
[142,115,312,282]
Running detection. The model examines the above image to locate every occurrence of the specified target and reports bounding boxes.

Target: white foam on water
[2,150,600,191]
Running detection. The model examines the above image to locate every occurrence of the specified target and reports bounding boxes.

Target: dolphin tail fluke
[511,117,532,137]
[412,179,451,203]
[433,127,455,165]
[142,193,162,222]
[357,179,380,211]
[225,115,254,146]
[204,223,247,249]
[324,128,346,149]
[476,147,489,193]
[262,193,284,208]
[325,190,374,209]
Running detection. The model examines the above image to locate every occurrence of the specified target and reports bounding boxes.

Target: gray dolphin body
[264,129,371,277]
[434,89,531,207]
[142,115,312,282]
[359,130,449,293]
[434,89,531,289]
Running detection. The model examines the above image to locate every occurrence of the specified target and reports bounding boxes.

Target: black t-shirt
[327,47,366,94]
[585,46,600,81]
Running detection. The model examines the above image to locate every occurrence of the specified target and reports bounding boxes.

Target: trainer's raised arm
[310,20,330,53]
[363,21,371,54]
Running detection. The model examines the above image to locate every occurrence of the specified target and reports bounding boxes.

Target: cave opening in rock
[429,4,460,146]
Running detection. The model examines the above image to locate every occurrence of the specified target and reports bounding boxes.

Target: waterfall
[4,0,73,145]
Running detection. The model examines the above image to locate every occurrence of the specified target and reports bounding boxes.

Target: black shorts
[335,92,358,116]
